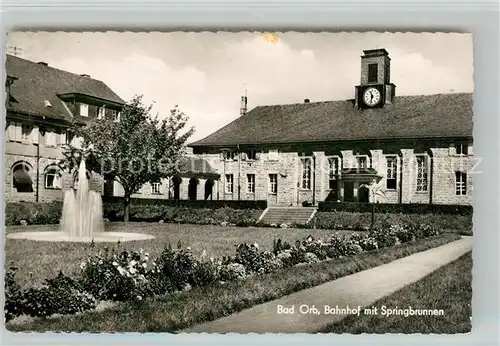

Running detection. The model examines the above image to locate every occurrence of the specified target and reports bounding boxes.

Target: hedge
[101,196,267,210]
[318,202,473,216]
[5,200,265,226]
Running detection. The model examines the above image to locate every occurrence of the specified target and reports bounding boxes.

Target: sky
[6,32,474,142]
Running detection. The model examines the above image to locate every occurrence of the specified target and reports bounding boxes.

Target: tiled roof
[178,157,219,179]
[189,92,473,147]
[5,54,124,121]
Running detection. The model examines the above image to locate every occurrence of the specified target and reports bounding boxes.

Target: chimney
[80,74,90,78]
[37,62,48,66]
[304,98,310,104]
[240,95,248,117]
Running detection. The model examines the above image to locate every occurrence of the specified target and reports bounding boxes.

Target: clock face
[363,87,381,106]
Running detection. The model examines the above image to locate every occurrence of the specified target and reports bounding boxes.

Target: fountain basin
[6,231,155,243]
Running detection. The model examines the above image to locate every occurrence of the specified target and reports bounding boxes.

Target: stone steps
[259,207,317,226]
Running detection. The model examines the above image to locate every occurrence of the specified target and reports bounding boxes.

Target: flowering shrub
[23,272,96,318]
[154,245,200,293]
[390,224,415,243]
[5,267,96,321]
[233,243,282,274]
[369,228,399,248]
[5,222,444,322]
[79,247,153,301]
[303,252,320,264]
[220,263,247,281]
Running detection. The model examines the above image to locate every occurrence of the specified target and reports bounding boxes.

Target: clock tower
[355,48,396,109]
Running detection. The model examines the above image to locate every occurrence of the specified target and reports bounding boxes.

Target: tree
[61,95,194,222]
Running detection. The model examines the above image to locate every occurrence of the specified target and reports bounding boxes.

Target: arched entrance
[204,179,214,200]
[188,177,199,200]
[172,175,182,200]
[358,184,370,203]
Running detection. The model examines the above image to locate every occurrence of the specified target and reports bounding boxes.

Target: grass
[6,233,462,333]
[318,251,472,334]
[4,222,356,288]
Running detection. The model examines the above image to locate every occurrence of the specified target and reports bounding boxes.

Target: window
[151,182,161,194]
[357,156,367,169]
[44,166,62,189]
[112,111,121,122]
[246,150,257,160]
[368,63,378,83]
[416,156,428,192]
[328,157,339,190]
[21,125,32,142]
[247,174,255,193]
[301,158,312,189]
[45,131,57,147]
[455,144,468,155]
[268,149,279,161]
[222,151,237,161]
[386,156,398,190]
[455,172,467,195]
[225,174,233,193]
[79,103,89,117]
[97,106,105,119]
[269,174,278,194]
[12,162,34,193]
[7,123,23,142]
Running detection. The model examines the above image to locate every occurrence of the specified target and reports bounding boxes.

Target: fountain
[7,159,155,243]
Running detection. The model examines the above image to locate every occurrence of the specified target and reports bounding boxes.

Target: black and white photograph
[4,31,473,333]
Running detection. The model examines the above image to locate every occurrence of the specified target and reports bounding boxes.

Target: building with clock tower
[186,48,473,212]
[355,48,396,109]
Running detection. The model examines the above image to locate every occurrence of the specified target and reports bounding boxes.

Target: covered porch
[325,168,383,203]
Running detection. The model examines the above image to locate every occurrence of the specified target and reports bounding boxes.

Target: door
[267,174,278,205]
[344,181,355,202]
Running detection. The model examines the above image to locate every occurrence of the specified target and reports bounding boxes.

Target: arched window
[44,164,62,189]
[12,161,34,193]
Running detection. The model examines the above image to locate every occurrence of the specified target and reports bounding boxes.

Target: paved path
[185,236,472,333]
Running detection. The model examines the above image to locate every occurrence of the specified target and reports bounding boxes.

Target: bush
[4,266,96,321]
[219,263,247,281]
[5,201,264,226]
[369,228,399,248]
[23,272,96,318]
[4,265,24,322]
[5,221,448,322]
[5,201,63,226]
[79,247,153,301]
[154,245,200,293]
[311,211,472,233]
[318,201,473,215]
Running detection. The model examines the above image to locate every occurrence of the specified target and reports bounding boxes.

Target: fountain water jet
[7,159,155,243]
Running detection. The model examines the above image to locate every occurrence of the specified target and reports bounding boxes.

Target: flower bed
[5,223,443,323]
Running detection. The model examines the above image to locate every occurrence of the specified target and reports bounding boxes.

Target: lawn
[4,222,351,288]
[6,233,461,332]
[318,251,472,334]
